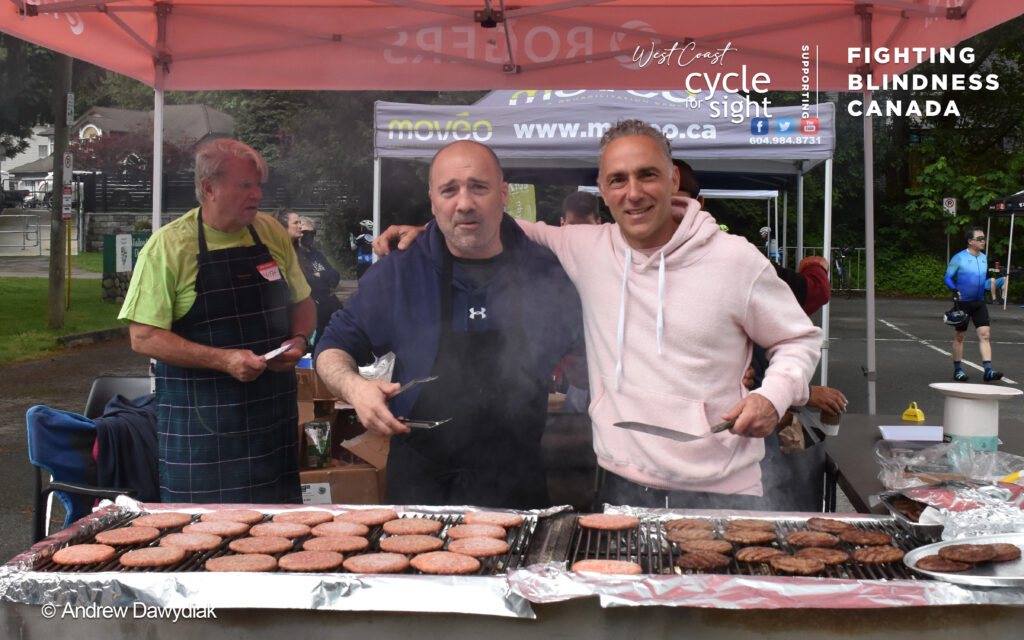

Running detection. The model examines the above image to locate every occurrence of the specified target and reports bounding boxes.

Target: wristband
[291,334,310,353]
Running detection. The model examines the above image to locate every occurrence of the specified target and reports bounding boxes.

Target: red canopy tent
[3,0,1022,411]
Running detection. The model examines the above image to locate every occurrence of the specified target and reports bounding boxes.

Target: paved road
[2,288,1023,564]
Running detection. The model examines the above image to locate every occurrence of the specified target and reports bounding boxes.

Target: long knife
[612,419,735,443]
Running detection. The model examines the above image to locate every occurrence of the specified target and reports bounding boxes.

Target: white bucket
[929,383,1023,451]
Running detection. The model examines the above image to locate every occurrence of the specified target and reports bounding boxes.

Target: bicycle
[831,247,855,298]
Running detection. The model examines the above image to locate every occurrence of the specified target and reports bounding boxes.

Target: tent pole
[821,159,832,388]
[782,191,788,268]
[864,90,876,415]
[372,155,381,264]
[1006,213,1015,311]
[152,88,164,231]
[797,174,804,263]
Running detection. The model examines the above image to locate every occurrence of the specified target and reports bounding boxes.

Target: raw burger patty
[250,522,311,539]
[577,514,640,530]
[183,520,250,537]
[229,536,294,555]
[200,509,265,524]
[278,550,344,572]
[119,546,185,568]
[383,518,443,535]
[52,544,116,566]
[159,532,222,551]
[132,512,192,529]
[311,521,370,538]
[446,524,506,540]
[447,537,510,557]
[463,511,524,528]
[272,510,335,526]
[335,508,398,526]
[411,551,480,575]
[571,559,643,574]
[206,554,277,572]
[94,526,161,546]
[343,552,410,574]
[379,534,444,554]
[303,536,369,553]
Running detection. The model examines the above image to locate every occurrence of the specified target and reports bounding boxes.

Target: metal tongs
[393,375,439,397]
[398,417,452,429]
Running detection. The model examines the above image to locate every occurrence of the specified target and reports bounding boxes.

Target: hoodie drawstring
[615,247,631,390]
[617,248,667,389]
[657,252,665,355]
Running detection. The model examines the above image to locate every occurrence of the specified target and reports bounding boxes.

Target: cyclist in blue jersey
[944,226,1002,382]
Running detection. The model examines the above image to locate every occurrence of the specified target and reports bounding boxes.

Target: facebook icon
[750,118,769,135]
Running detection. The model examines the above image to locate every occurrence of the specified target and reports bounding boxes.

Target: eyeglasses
[972,236,986,241]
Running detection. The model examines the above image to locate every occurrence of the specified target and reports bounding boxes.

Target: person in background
[350,219,375,279]
[987,275,1006,305]
[118,138,314,503]
[560,191,601,226]
[277,212,341,346]
[945,226,1002,382]
[315,140,583,509]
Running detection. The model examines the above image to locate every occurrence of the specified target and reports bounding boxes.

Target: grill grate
[569,515,932,580]
[34,510,537,576]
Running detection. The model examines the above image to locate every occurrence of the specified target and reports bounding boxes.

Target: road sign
[62,186,72,220]
[942,197,956,216]
[62,152,73,186]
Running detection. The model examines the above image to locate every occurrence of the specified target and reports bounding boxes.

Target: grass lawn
[71,252,104,273]
[0,276,124,365]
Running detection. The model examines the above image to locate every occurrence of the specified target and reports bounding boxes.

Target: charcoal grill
[32,510,539,577]
[565,514,934,580]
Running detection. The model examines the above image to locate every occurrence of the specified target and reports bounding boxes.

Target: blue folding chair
[26,375,151,542]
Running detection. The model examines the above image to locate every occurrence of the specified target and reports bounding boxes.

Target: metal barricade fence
[0,213,43,255]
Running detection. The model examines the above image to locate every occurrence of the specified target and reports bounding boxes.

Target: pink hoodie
[521,198,822,495]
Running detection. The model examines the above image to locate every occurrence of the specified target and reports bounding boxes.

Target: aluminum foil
[0,498,574,619]
[506,505,1024,609]
[882,480,1024,540]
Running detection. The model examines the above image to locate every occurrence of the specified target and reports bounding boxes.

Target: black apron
[386,249,550,509]
[155,209,300,503]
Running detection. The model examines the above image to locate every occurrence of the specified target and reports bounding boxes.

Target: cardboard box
[296,367,336,402]
[300,465,386,505]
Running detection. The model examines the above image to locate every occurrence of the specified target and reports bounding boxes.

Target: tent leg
[863,91,876,415]
[1006,213,1015,311]
[821,159,832,388]
[782,191,788,268]
[797,175,804,263]
[152,88,164,230]
[372,156,381,264]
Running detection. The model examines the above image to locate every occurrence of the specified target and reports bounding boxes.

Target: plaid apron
[156,210,299,503]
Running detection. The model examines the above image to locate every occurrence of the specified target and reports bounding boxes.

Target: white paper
[878,425,944,441]
[262,340,297,360]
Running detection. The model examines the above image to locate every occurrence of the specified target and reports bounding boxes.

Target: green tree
[0,35,54,159]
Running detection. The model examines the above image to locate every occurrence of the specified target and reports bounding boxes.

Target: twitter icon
[776,118,795,134]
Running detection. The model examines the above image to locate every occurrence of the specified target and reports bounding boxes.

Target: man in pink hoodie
[376,121,822,509]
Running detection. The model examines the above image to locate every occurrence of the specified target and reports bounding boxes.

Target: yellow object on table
[901,402,926,422]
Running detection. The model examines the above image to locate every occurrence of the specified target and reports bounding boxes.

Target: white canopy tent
[373,89,837,381]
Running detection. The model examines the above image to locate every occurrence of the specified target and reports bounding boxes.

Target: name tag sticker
[257,260,282,281]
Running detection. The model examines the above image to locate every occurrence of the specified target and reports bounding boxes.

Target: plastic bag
[358,351,395,383]
[874,439,1024,491]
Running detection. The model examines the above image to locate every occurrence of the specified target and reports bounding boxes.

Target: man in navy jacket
[315,140,582,508]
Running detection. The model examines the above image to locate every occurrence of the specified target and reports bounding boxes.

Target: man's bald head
[429,140,504,188]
